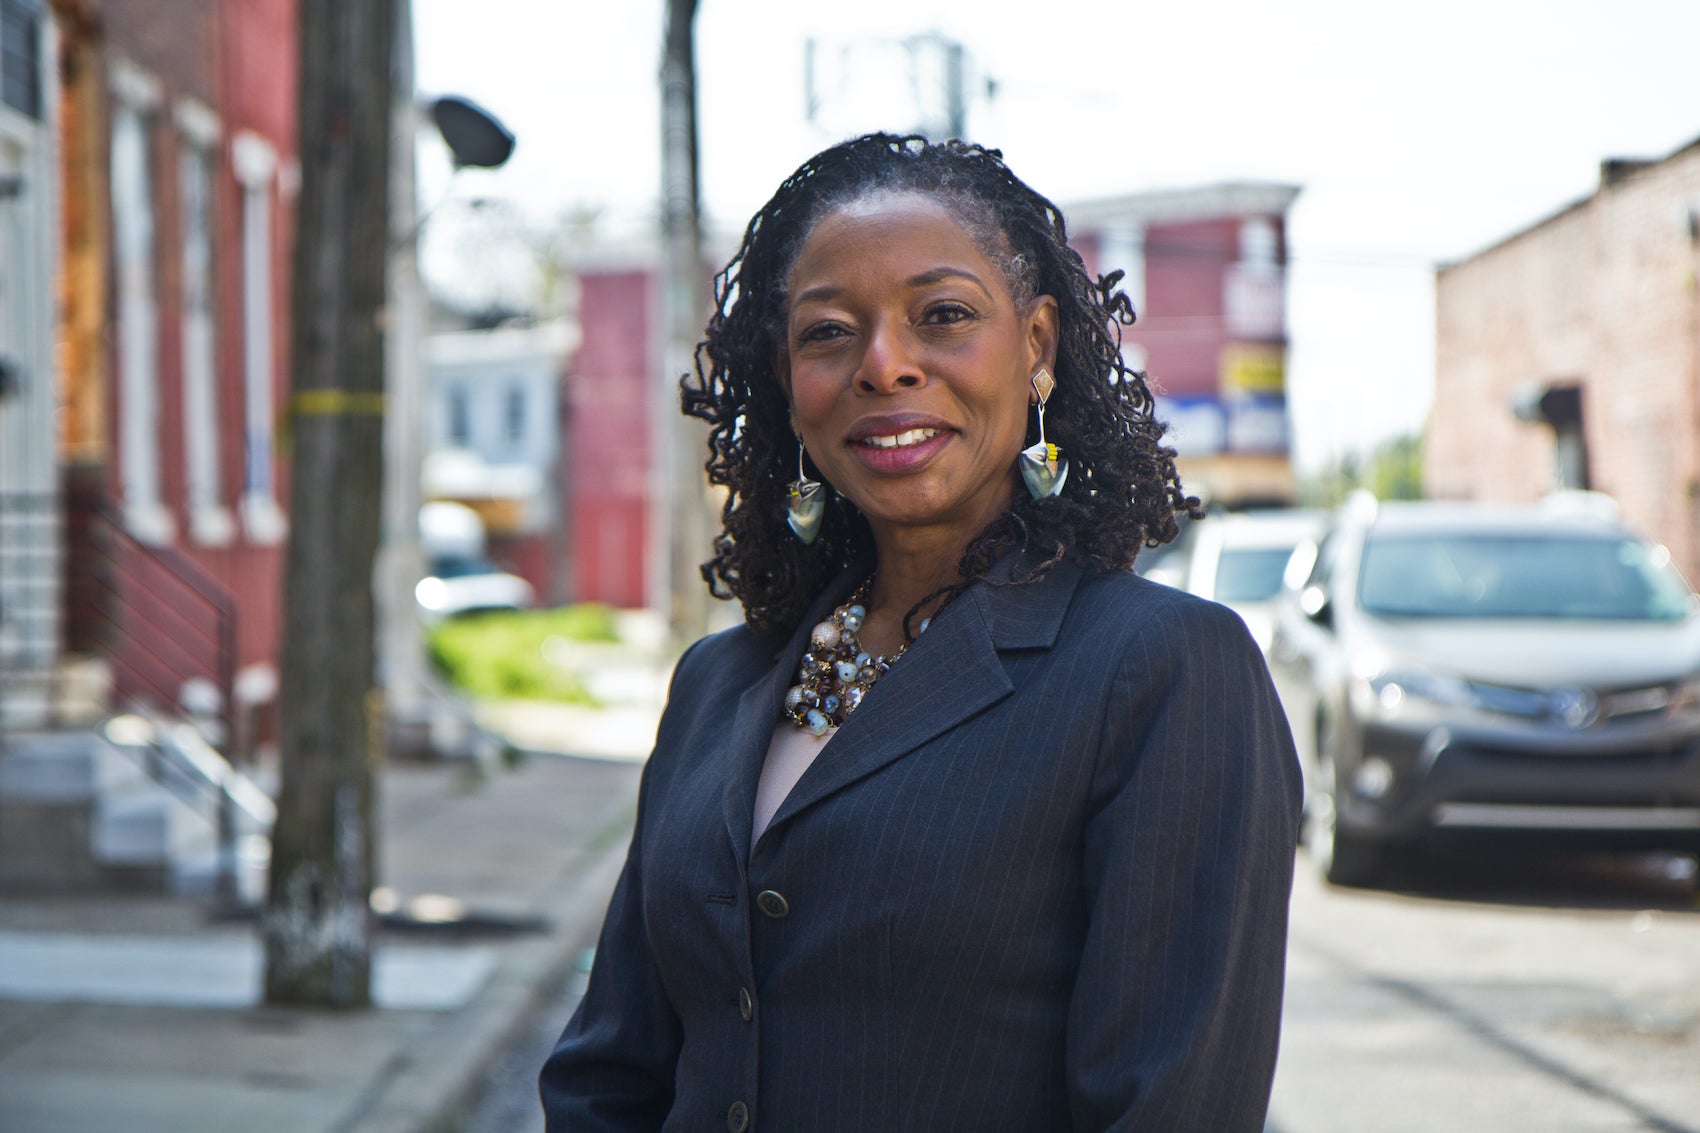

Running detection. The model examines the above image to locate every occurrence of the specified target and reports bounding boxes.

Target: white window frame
[1097,223,1146,315]
[176,97,231,546]
[504,381,526,449]
[232,129,285,545]
[109,59,172,544]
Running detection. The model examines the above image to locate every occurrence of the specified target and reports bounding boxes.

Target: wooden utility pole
[262,0,395,1007]
[660,0,711,642]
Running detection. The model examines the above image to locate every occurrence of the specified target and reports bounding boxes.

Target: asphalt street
[1270,848,1700,1133]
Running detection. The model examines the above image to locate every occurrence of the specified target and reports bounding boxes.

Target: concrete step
[92,783,217,871]
[0,729,146,803]
[1,722,273,896]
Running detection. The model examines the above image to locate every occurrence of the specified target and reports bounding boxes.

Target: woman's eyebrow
[792,267,988,308]
[907,266,987,289]
[793,284,843,306]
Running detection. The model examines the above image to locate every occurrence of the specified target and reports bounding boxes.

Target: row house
[422,317,578,603]
[1068,182,1303,508]
[0,0,58,729]
[48,0,297,754]
[1430,134,1700,583]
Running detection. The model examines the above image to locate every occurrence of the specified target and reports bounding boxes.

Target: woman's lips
[846,426,953,474]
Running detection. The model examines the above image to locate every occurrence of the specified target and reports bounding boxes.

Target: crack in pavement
[1291,932,1699,1133]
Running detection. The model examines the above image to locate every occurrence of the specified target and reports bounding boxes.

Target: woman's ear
[1026,294,1060,378]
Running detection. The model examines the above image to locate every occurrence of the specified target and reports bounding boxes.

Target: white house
[0,2,60,729]
[423,319,578,536]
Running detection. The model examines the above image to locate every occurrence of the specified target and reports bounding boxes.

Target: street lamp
[429,95,515,170]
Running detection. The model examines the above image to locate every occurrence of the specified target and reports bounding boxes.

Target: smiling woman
[778,192,1055,627]
[685,134,1197,645]
[539,133,1303,1133]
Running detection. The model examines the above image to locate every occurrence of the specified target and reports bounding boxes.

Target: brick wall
[1430,140,1700,579]
[567,269,653,609]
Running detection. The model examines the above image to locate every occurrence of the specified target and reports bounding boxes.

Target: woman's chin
[849,480,1020,546]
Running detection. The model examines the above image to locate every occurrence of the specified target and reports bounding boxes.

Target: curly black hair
[681,132,1197,641]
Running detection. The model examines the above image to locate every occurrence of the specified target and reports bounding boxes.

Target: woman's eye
[798,322,848,344]
[924,303,974,325]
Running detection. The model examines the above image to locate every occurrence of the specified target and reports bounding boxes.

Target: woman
[540,133,1301,1133]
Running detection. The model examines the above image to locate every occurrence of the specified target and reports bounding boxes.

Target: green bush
[427,604,620,703]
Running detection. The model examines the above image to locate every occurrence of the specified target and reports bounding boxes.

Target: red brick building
[1070,183,1303,506]
[562,267,654,610]
[52,0,298,752]
[1429,135,1700,580]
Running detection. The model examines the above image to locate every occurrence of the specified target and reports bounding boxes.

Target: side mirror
[1299,585,1332,628]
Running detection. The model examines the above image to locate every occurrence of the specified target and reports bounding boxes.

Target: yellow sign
[1220,346,1286,396]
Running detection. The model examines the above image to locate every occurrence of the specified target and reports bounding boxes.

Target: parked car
[1137,509,1325,651]
[1267,492,1700,886]
[416,501,534,625]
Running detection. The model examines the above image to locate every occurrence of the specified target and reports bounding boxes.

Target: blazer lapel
[758,554,1085,844]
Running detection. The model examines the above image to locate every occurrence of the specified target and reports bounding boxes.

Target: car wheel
[1307,720,1382,888]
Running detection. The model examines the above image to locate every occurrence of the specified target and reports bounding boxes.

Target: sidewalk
[0,698,658,1133]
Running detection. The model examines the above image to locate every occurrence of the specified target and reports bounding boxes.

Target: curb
[340,808,634,1133]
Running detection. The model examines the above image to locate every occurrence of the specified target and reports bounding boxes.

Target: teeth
[862,428,940,449]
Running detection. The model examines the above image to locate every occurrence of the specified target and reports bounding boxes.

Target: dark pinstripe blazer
[541,555,1302,1133]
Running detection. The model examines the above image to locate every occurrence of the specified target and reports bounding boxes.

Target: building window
[0,0,42,120]
[504,383,526,447]
[1240,217,1278,268]
[1098,224,1146,315]
[447,385,471,447]
[178,101,230,545]
[1224,216,1286,341]
[110,66,173,543]
[232,130,285,544]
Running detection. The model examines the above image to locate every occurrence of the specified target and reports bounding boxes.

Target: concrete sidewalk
[0,719,650,1133]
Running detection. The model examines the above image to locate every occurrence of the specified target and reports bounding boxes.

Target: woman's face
[779,192,1058,549]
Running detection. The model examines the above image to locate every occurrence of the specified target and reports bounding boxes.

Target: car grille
[1467,679,1685,728]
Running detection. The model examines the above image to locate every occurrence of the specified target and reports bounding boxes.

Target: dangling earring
[1018,368,1069,499]
[786,437,826,544]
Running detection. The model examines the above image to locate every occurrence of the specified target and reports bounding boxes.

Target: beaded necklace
[782,581,926,736]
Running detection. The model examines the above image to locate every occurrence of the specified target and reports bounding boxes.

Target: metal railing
[61,488,239,758]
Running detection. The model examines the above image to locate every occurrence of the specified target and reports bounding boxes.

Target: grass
[427,604,621,704]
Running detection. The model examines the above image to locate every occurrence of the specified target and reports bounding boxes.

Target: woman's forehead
[786,192,1008,294]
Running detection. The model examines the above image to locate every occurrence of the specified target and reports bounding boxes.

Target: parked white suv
[1141,509,1325,651]
[415,502,534,624]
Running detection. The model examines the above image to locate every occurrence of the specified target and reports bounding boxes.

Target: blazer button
[739,986,754,1022]
[755,889,789,919]
[727,1100,750,1132]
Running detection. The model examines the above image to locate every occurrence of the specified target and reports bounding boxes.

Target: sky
[413,0,1700,473]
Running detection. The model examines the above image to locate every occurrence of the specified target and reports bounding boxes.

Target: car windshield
[1215,547,1297,603]
[428,554,500,580]
[1357,532,1696,620]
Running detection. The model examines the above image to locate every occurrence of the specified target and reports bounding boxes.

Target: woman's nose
[855,321,925,393]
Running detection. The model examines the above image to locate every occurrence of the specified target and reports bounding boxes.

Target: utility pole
[660,0,711,643]
[262,0,395,1007]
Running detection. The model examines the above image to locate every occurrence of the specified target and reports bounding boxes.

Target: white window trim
[109,64,172,545]
[173,96,219,148]
[1098,223,1146,315]
[177,99,231,546]
[232,129,285,545]
[109,57,161,112]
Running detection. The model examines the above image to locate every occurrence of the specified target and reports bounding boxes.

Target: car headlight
[1352,667,1476,718]
[415,577,449,611]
